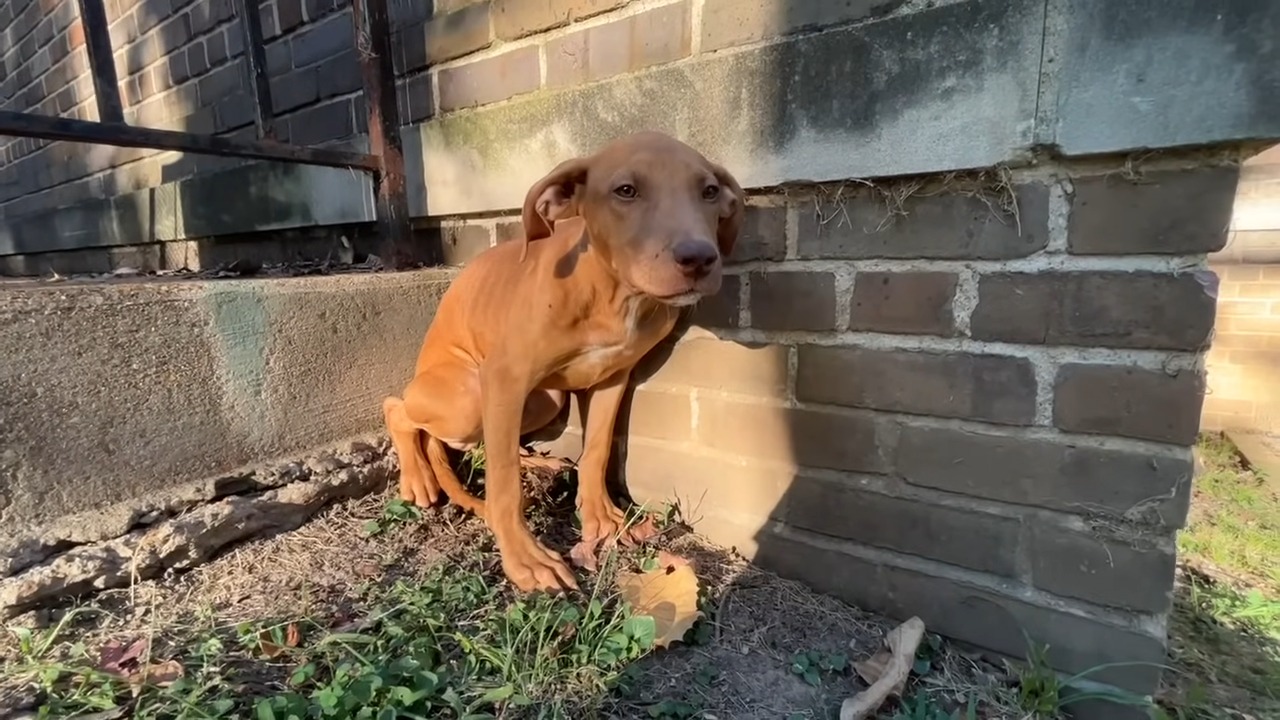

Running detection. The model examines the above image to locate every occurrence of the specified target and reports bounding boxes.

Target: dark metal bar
[351,0,428,268]
[233,0,276,139]
[0,111,381,170]
[75,0,124,124]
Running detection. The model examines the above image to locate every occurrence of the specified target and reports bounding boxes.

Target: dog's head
[521,131,744,306]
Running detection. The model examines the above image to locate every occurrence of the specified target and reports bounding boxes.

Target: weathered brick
[492,0,626,40]
[969,272,1216,351]
[402,70,434,122]
[695,398,894,474]
[895,425,1192,527]
[189,0,234,35]
[619,389,693,442]
[748,270,836,331]
[437,45,539,112]
[290,13,353,68]
[797,183,1050,260]
[167,49,192,85]
[623,440,790,522]
[277,0,303,30]
[317,50,361,97]
[785,477,1021,576]
[1028,524,1176,613]
[545,2,690,88]
[1068,167,1239,255]
[754,529,1167,693]
[701,0,901,51]
[849,271,957,336]
[1053,364,1205,445]
[635,337,788,397]
[215,90,256,132]
[186,41,209,77]
[398,2,492,72]
[265,37,291,72]
[686,274,739,328]
[287,98,352,144]
[196,62,242,105]
[728,205,786,263]
[205,31,229,66]
[796,346,1036,425]
[271,66,319,113]
[157,13,192,54]
[440,223,491,265]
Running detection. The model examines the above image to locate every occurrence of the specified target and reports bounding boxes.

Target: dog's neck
[552,217,667,321]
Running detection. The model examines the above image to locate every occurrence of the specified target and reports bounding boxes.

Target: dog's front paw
[570,501,659,571]
[499,531,578,593]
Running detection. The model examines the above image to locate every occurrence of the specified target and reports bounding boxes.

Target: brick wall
[496,161,1227,701]
[1204,144,1280,433]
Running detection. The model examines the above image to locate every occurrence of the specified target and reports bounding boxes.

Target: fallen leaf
[568,541,599,572]
[98,638,148,677]
[259,622,302,658]
[617,564,702,649]
[131,659,184,688]
[854,650,891,685]
[840,616,927,720]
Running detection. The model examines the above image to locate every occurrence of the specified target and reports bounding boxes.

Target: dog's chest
[553,302,665,388]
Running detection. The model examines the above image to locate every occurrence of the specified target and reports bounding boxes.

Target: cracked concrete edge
[0,435,395,620]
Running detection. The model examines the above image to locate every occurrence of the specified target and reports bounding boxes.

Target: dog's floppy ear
[520,156,590,261]
[711,162,745,260]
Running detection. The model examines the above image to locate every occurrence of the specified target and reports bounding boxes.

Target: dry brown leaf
[97,638,148,677]
[854,650,891,685]
[259,622,302,658]
[131,659,185,688]
[618,564,702,649]
[840,616,927,720]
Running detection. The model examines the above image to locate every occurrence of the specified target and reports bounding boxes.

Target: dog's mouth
[652,290,703,307]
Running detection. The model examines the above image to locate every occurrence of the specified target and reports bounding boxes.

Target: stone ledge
[0,268,455,539]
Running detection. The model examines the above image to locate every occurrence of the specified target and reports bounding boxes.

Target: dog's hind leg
[383,396,443,507]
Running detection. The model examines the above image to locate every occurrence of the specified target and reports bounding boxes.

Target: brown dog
[382,131,743,593]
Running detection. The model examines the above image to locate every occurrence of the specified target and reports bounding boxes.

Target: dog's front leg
[481,358,579,593]
[569,370,658,570]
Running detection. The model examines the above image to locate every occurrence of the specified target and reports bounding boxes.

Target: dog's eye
[614,184,637,200]
[702,185,720,201]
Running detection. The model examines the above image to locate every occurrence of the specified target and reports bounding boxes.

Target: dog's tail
[423,434,487,518]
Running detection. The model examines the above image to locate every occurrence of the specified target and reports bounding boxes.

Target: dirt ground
[0,465,1026,720]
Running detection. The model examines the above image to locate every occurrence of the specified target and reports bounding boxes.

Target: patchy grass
[1157,432,1280,719]
[0,453,1195,720]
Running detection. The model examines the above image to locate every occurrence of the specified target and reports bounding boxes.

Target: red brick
[895,425,1192,527]
[688,274,739,329]
[635,337,788,397]
[437,46,540,112]
[970,272,1216,351]
[619,389,692,442]
[544,2,689,88]
[728,205,786,263]
[785,477,1021,576]
[492,0,627,40]
[747,271,836,331]
[1053,364,1205,445]
[1028,524,1176,613]
[1068,167,1239,255]
[398,2,492,72]
[849,271,957,336]
[797,183,1050,260]
[695,397,894,474]
[796,346,1037,425]
[754,529,1167,694]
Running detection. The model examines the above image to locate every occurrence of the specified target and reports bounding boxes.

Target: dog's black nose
[672,239,719,278]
